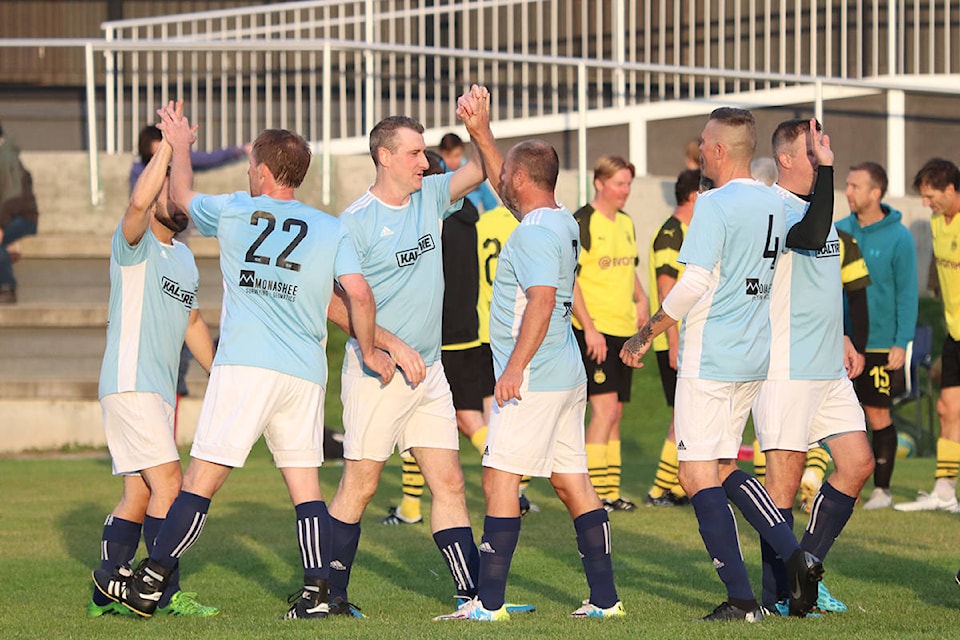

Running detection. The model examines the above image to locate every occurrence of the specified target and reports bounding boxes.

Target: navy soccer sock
[149,492,210,571]
[328,516,361,601]
[477,517,520,610]
[574,508,619,609]
[296,501,332,581]
[723,469,800,561]
[872,425,897,489]
[92,515,141,606]
[802,481,856,561]
[434,526,480,600]
[690,487,756,607]
[143,515,183,609]
[760,507,793,607]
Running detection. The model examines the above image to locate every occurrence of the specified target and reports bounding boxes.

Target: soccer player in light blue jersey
[436,136,622,622]
[753,118,874,616]
[325,86,507,618]
[620,108,829,621]
[91,101,217,618]
[106,103,395,621]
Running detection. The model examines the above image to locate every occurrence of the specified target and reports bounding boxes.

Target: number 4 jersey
[676,178,786,381]
[190,192,361,387]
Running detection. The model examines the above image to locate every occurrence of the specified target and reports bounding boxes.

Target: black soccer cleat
[701,601,764,622]
[283,578,330,619]
[328,596,365,618]
[92,565,132,604]
[786,549,824,617]
[519,494,531,516]
[121,558,174,617]
[603,498,637,512]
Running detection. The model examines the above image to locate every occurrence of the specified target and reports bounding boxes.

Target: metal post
[578,62,588,206]
[886,89,906,197]
[85,42,103,206]
[614,0,626,107]
[323,42,332,206]
[629,117,647,177]
[814,79,824,123]
[364,0,375,133]
[104,29,115,154]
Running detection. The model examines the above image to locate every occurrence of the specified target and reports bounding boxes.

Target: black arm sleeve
[785,166,834,250]
[846,286,869,353]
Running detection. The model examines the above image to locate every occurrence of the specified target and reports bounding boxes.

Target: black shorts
[941,334,960,388]
[853,351,906,408]
[655,350,677,407]
[574,329,633,402]
[441,346,490,412]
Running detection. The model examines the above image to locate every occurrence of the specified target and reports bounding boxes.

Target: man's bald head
[506,140,559,191]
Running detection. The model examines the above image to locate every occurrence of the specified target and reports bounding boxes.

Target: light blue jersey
[190,192,359,387]
[340,173,459,371]
[767,186,845,380]
[677,178,785,381]
[489,206,586,392]
[99,224,199,407]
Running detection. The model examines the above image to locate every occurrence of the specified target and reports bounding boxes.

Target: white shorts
[674,378,762,462]
[341,344,457,461]
[482,384,588,478]
[191,365,325,469]
[101,392,178,476]
[753,377,867,452]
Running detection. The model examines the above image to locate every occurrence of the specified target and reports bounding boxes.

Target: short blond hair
[593,156,636,183]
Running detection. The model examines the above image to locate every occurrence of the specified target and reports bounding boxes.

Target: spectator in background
[684,139,701,170]
[438,132,499,212]
[0,121,39,304]
[838,161,918,510]
[129,125,247,195]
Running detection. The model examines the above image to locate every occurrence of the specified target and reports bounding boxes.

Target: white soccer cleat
[433,597,509,622]
[893,490,959,512]
[570,599,625,618]
[862,488,893,510]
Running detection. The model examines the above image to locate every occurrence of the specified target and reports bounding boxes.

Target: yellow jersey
[476,206,520,343]
[572,205,640,338]
[932,212,960,339]
[838,229,871,293]
[648,216,687,352]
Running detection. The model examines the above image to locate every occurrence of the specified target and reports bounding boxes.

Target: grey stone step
[18,234,222,259]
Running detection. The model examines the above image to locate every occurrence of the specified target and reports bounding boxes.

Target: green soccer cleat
[86,599,134,618]
[157,591,220,617]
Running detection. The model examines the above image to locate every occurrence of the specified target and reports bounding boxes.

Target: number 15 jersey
[191,192,360,387]
[676,179,785,381]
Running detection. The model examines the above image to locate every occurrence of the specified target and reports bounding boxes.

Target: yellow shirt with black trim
[572,204,640,338]
[648,216,687,352]
[838,229,871,293]
[932,212,960,340]
[476,206,520,344]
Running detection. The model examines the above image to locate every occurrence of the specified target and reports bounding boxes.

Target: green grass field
[3,317,960,639]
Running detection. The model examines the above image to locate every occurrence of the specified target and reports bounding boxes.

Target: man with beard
[90,101,217,617]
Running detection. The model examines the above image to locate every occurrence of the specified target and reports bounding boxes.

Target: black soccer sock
[296,501,332,581]
[872,425,897,489]
[802,481,856,561]
[690,487,756,605]
[575,508,619,609]
[434,526,480,599]
[477,517,520,610]
[93,515,141,606]
[723,470,800,561]
[759,507,793,607]
[328,516,361,601]
[149,491,210,571]
[143,515,181,609]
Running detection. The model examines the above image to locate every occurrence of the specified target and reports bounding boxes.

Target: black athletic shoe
[92,565,132,604]
[786,549,824,617]
[644,493,689,507]
[328,596,365,618]
[603,498,637,512]
[519,494,531,516]
[121,558,174,617]
[283,579,329,619]
[702,601,764,622]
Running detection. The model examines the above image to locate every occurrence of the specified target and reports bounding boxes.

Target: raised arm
[122,109,173,245]
[786,120,835,250]
[156,100,200,215]
[454,85,503,198]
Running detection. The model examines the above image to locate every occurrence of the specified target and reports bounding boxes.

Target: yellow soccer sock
[805,446,831,484]
[470,426,489,454]
[519,476,531,493]
[607,440,622,501]
[650,438,680,499]
[753,439,766,484]
[399,455,424,522]
[586,443,609,499]
[936,437,960,480]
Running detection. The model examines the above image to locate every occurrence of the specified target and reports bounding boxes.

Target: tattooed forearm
[623,308,668,355]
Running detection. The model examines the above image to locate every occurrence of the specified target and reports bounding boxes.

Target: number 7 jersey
[675,178,786,381]
[190,192,361,387]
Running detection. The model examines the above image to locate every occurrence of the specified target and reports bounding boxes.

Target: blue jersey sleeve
[421,173,464,221]
[678,196,725,270]
[333,223,362,278]
[513,225,562,290]
[189,193,229,237]
[111,222,151,267]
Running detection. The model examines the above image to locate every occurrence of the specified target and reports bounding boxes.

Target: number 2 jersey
[190,192,360,387]
[676,178,785,381]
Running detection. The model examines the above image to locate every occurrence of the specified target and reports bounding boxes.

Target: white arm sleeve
[661,263,713,321]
